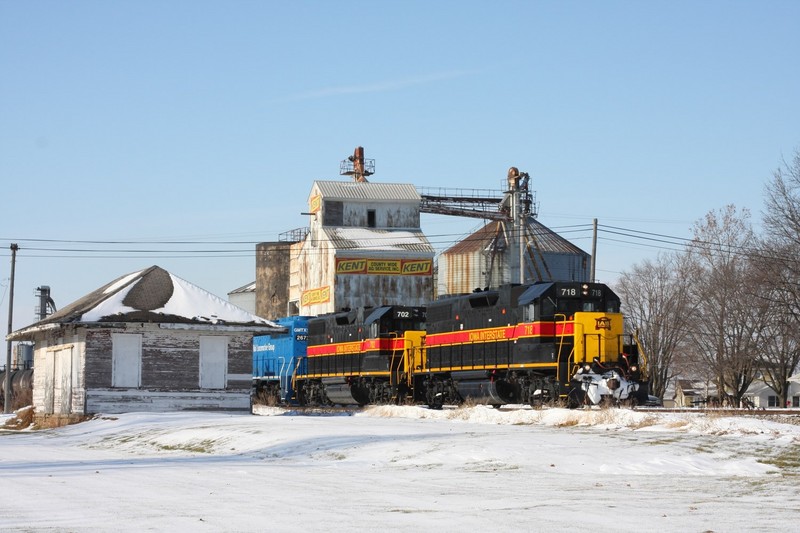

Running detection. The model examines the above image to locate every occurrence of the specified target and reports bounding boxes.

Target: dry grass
[252,388,280,407]
[663,419,692,430]
[555,416,580,427]
[2,405,35,430]
[0,389,33,414]
[12,389,32,410]
[459,397,478,409]
[593,408,619,425]
[628,415,659,430]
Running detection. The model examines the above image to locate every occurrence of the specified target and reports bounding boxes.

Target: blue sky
[1,0,798,332]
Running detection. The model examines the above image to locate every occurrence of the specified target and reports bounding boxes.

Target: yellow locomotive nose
[572,312,625,366]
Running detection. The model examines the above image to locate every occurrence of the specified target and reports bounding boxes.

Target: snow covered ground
[2,406,799,532]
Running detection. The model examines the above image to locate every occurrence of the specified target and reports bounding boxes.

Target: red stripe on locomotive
[424,321,575,347]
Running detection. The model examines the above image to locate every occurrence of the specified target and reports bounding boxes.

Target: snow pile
[261,404,800,441]
[3,407,800,532]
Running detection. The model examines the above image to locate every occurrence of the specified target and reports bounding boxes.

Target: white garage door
[112,333,142,388]
[199,336,227,389]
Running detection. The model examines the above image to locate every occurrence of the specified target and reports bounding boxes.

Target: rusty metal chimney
[340,146,375,182]
[507,166,520,190]
[353,147,366,182]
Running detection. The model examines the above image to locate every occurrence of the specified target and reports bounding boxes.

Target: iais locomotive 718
[252,281,649,409]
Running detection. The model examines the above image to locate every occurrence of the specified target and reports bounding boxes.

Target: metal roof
[313,180,421,202]
[7,266,281,340]
[443,219,588,256]
[364,306,392,325]
[444,222,505,255]
[229,281,256,294]
[322,227,435,255]
[518,282,554,305]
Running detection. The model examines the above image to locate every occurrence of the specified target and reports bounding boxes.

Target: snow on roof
[322,227,435,254]
[8,266,280,339]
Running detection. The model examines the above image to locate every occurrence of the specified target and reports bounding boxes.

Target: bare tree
[753,147,800,404]
[616,252,694,399]
[757,303,800,407]
[684,205,768,407]
[763,148,800,253]
[761,148,800,322]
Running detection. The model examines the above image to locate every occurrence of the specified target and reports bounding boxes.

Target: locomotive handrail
[277,357,287,400]
[554,313,570,385]
[290,357,304,401]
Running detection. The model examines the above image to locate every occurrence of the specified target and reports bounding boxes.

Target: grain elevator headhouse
[292,148,435,315]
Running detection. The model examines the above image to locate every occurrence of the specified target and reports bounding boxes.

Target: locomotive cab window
[523,304,537,322]
[582,301,599,312]
[559,300,582,317]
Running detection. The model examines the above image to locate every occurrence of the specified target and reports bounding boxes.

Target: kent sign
[335,258,432,276]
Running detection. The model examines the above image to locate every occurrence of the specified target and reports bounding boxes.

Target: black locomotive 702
[280,281,649,409]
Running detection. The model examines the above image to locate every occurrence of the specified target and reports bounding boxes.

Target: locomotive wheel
[427,390,444,410]
[529,387,553,409]
[529,391,544,409]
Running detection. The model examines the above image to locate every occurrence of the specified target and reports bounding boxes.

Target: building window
[768,395,779,407]
[793,396,799,408]
[112,333,142,388]
[367,209,376,228]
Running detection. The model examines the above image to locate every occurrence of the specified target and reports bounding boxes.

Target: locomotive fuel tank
[322,377,370,405]
[452,371,518,404]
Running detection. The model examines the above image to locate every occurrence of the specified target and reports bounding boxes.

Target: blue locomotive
[252,316,310,405]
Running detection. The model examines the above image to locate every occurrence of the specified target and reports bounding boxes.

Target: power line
[1,219,786,265]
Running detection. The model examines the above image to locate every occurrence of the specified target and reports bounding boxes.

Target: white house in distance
[228,281,256,314]
[745,375,800,408]
[671,376,800,408]
[7,266,283,423]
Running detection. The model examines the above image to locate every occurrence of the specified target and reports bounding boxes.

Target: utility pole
[590,218,598,282]
[4,243,18,414]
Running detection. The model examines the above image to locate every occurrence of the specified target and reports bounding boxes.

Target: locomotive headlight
[630,365,638,372]
[581,283,589,296]
[584,364,591,372]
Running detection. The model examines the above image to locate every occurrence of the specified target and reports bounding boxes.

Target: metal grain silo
[437,219,589,298]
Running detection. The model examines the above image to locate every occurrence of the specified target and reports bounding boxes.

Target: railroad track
[634,407,800,419]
